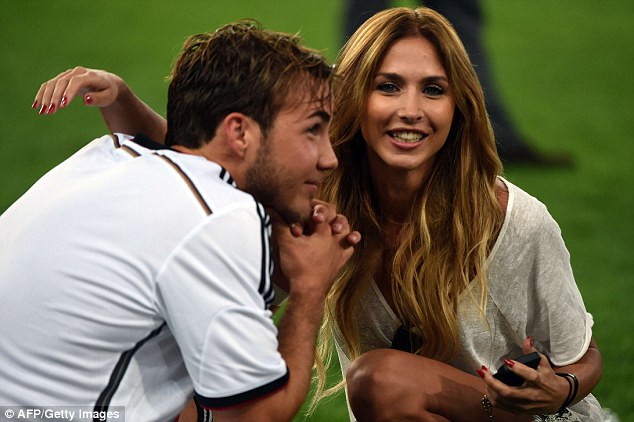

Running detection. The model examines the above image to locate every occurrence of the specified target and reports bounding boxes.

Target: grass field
[1,1,633,420]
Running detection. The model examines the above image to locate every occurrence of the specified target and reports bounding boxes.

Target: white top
[336,178,604,421]
[0,134,286,421]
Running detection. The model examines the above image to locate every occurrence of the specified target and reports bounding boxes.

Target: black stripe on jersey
[255,202,274,307]
[110,134,121,148]
[119,145,141,157]
[93,323,166,417]
[219,166,236,187]
[110,133,144,157]
[156,154,213,216]
[194,369,289,409]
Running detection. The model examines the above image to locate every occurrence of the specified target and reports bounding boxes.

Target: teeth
[391,131,423,143]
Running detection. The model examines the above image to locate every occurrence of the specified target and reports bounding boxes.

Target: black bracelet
[555,372,579,413]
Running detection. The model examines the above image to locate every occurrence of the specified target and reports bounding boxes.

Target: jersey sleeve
[155,203,288,408]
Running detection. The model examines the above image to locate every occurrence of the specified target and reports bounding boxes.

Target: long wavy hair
[311,6,504,407]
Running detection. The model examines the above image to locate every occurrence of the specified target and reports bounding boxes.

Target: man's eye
[308,123,321,135]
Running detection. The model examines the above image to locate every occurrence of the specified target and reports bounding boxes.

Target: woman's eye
[377,82,399,93]
[423,85,445,96]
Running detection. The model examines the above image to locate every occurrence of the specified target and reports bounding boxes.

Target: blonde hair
[311,6,504,409]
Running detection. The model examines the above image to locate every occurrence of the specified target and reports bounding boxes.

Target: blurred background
[1,1,632,420]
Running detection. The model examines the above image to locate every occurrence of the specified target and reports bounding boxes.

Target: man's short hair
[165,20,334,148]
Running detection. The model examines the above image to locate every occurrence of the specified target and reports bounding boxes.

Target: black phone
[493,351,540,386]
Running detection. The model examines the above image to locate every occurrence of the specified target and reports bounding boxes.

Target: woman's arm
[480,336,602,415]
[553,337,602,407]
[480,189,603,415]
[33,66,167,142]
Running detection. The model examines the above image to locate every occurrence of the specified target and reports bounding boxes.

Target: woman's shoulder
[495,177,564,252]
[495,177,509,216]
[499,177,552,222]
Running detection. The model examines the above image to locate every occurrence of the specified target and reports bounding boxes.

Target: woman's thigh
[345,349,532,422]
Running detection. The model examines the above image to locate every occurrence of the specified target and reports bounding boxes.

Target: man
[0,21,359,422]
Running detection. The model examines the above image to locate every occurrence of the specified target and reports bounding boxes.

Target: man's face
[244,84,337,224]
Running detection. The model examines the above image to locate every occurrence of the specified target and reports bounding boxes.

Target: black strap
[132,132,173,151]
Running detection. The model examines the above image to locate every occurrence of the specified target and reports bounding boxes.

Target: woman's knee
[347,349,405,391]
[346,349,419,420]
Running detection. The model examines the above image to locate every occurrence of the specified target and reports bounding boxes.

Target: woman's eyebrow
[375,72,449,84]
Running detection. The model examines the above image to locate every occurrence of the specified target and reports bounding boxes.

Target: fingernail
[39,104,47,115]
[47,104,56,114]
[32,100,39,109]
[528,336,534,347]
[504,358,515,368]
[481,365,489,371]
[60,96,68,108]
[476,369,485,378]
[312,212,325,222]
[84,95,93,105]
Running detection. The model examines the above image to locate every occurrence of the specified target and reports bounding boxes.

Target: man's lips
[305,180,320,193]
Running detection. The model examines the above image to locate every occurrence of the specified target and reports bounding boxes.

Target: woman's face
[361,35,455,180]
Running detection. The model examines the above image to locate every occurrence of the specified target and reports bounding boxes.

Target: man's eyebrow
[311,110,331,122]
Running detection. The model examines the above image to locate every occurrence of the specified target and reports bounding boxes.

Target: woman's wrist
[555,372,579,413]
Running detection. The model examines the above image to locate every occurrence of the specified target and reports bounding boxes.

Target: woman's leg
[345,349,533,422]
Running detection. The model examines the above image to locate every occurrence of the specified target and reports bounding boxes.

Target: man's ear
[222,112,259,159]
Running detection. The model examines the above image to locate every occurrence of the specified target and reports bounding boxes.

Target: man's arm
[177,204,359,422]
[178,288,327,422]
[33,66,167,142]
[210,211,359,422]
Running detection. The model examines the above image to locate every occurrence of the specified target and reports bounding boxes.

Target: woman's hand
[33,66,124,115]
[32,66,168,142]
[479,337,572,415]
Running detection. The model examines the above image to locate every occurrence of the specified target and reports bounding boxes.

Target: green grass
[1,1,633,420]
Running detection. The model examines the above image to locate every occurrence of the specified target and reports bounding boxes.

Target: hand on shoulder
[33,66,124,115]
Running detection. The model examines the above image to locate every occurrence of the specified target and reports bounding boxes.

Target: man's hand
[290,200,361,248]
[272,201,360,295]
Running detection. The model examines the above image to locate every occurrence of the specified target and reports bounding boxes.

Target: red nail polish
[60,96,68,108]
[32,100,39,109]
[504,358,515,368]
[481,365,489,371]
[39,104,47,114]
[47,104,56,114]
[84,95,93,105]
[476,369,485,378]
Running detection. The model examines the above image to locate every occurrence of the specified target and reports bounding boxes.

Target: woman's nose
[397,93,424,122]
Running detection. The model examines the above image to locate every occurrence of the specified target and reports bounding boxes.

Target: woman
[33,7,604,421]
[313,7,604,422]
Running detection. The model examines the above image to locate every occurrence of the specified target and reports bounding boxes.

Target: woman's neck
[367,152,432,225]
[371,170,426,226]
